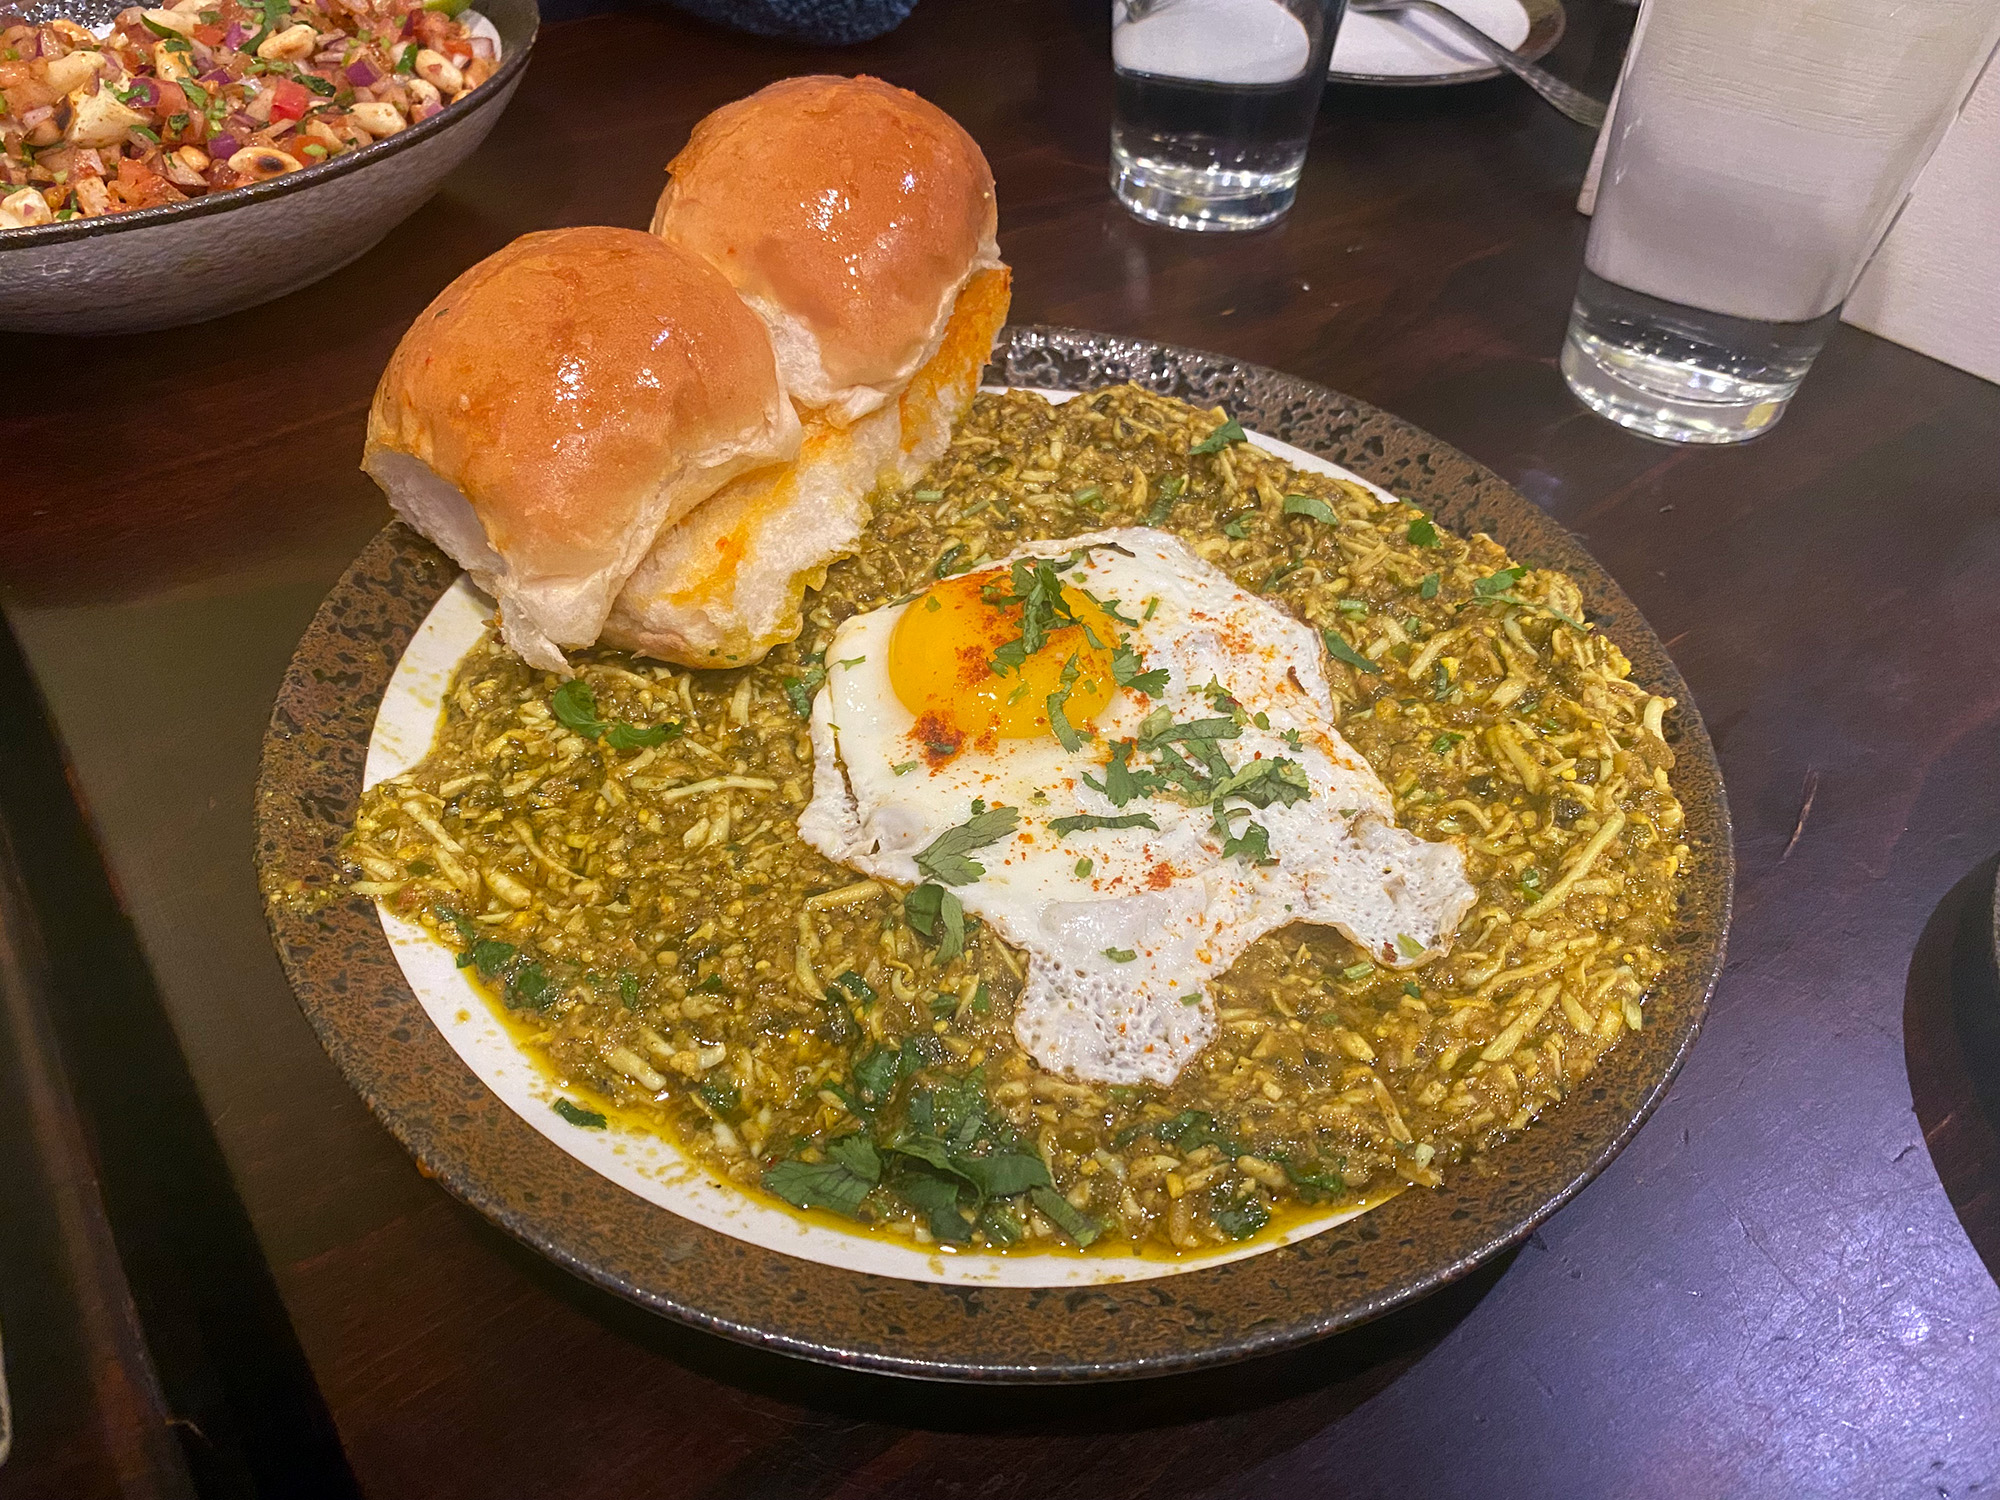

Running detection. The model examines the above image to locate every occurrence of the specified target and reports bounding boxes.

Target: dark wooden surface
[4,0,2000,1492]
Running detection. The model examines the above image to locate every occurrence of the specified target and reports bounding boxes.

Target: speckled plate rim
[255,325,1733,1382]
[1327,0,1563,88]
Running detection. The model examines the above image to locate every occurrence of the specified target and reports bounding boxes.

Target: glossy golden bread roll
[601,265,1012,666]
[607,76,1010,667]
[362,226,801,672]
[649,73,1002,426]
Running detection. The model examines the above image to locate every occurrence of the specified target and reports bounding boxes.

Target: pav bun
[651,74,1001,426]
[362,226,802,672]
[603,264,1011,666]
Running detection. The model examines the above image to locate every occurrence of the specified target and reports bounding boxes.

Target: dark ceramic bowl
[256,328,1734,1381]
[0,0,535,334]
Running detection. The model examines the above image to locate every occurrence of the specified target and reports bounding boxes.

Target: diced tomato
[269,77,310,120]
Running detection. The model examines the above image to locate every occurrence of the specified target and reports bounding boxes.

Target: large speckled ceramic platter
[364,390,1397,1288]
[256,326,1732,1379]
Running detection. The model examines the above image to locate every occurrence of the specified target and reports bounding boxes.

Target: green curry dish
[346,384,1688,1258]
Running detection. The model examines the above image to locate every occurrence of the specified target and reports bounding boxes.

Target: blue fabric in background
[536,0,919,42]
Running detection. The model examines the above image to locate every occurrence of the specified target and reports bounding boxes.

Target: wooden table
[5,0,2000,1492]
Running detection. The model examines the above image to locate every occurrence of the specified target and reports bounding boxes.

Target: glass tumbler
[1110,0,1347,232]
[1563,0,2000,444]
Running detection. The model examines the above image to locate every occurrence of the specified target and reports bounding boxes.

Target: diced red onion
[226,111,257,134]
[469,36,493,58]
[127,76,160,107]
[345,56,380,84]
[398,13,415,35]
[209,131,239,158]
[223,20,245,46]
[200,66,229,83]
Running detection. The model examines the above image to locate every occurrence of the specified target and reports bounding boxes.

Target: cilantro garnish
[935,543,968,578]
[1282,493,1337,524]
[552,1098,607,1129]
[762,1150,877,1217]
[1050,811,1160,837]
[1213,806,1273,862]
[1212,1191,1270,1240]
[1474,566,1527,597]
[1209,757,1310,810]
[1191,418,1246,455]
[915,805,1020,885]
[905,882,966,962]
[1046,654,1086,752]
[1030,1186,1102,1247]
[1432,731,1464,753]
[1260,559,1303,592]
[1144,474,1187,526]
[1075,857,1093,877]
[985,556,1081,675]
[781,664,826,717]
[1321,629,1382,675]
[1103,947,1137,963]
[1110,642,1169,697]
[1408,515,1441,548]
[829,969,877,1006]
[1419,571,1441,599]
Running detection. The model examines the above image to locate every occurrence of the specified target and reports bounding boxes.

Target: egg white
[798,529,1477,1086]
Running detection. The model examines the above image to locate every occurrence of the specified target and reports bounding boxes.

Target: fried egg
[798,529,1476,1086]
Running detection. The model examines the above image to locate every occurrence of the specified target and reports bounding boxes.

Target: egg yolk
[888,566,1118,755]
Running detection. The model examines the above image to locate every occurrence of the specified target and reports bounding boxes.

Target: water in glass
[1111,0,1345,232]
[1564,0,2000,443]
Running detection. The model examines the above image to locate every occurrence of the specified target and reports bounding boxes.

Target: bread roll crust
[652,75,999,424]
[363,226,799,668]
[603,265,1012,666]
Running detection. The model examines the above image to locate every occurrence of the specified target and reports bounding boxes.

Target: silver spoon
[1344,0,1608,127]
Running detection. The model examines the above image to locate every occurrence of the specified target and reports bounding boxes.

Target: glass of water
[1563,0,2000,444]
[1111,0,1347,232]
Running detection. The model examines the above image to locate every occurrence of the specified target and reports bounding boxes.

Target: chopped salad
[0,0,499,227]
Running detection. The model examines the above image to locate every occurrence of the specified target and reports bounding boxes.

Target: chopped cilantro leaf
[1432,731,1464,753]
[1046,654,1086,752]
[1212,1192,1270,1240]
[1322,629,1382,675]
[762,1156,874,1217]
[1111,642,1170,697]
[550,678,608,737]
[1213,806,1272,862]
[1029,1185,1102,1246]
[1260,559,1303,592]
[605,720,680,751]
[935,543,968,578]
[915,805,1020,885]
[829,969,877,1006]
[1210,756,1310,809]
[1407,515,1441,548]
[1282,493,1337,524]
[782,665,826,717]
[1191,418,1246,455]
[1075,857,1093,878]
[1144,474,1187,526]
[1282,727,1303,749]
[1051,811,1160,837]
[904,883,967,963]
[698,1076,740,1114]
[1403,981,1423,999]
[552,1098,607,1129]
[1475,566,1528,597]
[1419,571,1441,599]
